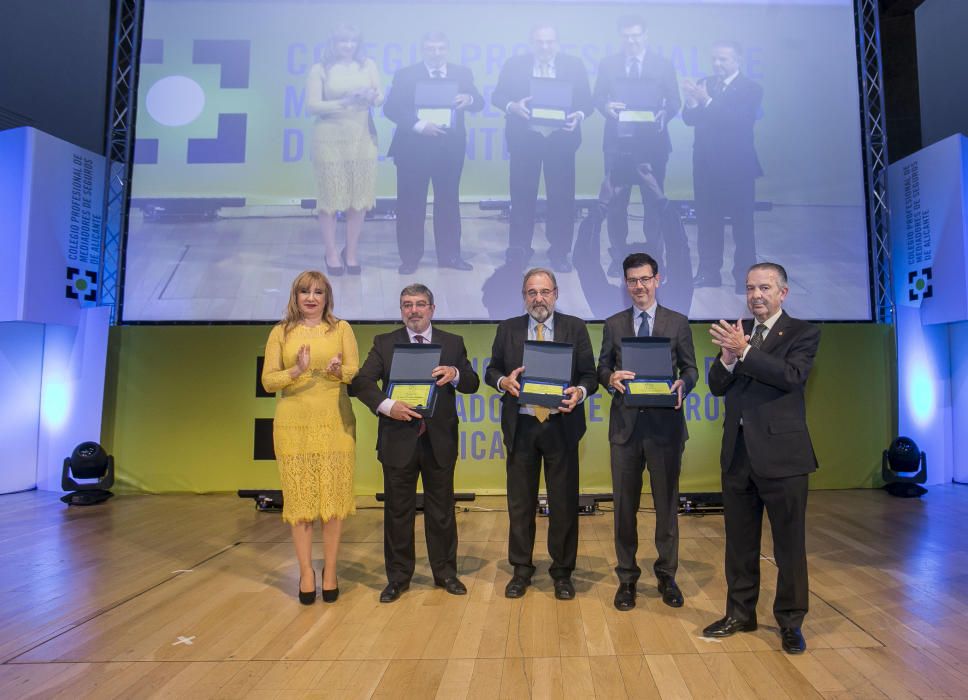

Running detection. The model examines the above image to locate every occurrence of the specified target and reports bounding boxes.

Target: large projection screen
[123,0,871,322]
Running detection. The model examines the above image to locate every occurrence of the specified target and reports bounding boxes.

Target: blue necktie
[637,312,651,337]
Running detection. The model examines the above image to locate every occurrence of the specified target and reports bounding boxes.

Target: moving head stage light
[61,441,115,505]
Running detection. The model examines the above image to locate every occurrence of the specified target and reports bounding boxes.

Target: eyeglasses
[525,288,556,299]
[400,301,431,311]
[625,275,656,287]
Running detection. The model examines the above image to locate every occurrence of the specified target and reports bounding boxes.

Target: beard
[527,302,552,323]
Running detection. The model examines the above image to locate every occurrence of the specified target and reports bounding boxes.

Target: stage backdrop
[101,322,893,494]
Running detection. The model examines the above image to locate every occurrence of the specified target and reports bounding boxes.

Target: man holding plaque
[492,24,593,273]
[682,42,763,293]
[351,284,480,603]
[597,252,697,611]
[485,268,598,600]
[593,15,681,277]
[384,32,484,274]
[703,262,820,655]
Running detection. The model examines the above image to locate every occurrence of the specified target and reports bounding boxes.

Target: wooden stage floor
[1,487,966,698]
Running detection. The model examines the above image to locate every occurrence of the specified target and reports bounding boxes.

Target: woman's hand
[325,352,343,378]
[290,344,311,379]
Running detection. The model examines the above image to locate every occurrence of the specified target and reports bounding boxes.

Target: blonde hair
[279,270,338,335]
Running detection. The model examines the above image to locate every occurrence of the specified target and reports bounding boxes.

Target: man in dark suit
[491,25,593,273]
[485,268,598,599]
[351,283,480,603]
[598,252,697,611]
[384,33,484,274]
[682,42,763,293]
[704,262,820,654]
[593,16,681,277]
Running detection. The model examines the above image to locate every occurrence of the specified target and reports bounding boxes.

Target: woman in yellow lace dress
[306,23,383,276]
[262,270,359,604]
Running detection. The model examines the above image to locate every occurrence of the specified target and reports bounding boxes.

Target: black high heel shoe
[341,248,361,275]
[325,255,344,277]
[321,571,339,603]
[298,569,317,605]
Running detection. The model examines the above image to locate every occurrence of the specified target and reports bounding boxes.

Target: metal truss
[98,0,144,324]
[856,0,894,324]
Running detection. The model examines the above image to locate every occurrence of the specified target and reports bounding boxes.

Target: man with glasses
[593,15,681,276]
[351,284,479,603]
[485,268,598,600]
[598,252,697,610]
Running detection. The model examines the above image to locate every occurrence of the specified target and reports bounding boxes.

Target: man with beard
[485,268,598,600]
[704,262,820,654]
[598,252,697,611]
[351,284,480,603]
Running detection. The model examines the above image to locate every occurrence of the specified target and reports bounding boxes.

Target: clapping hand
[709,319,748,364]
[295,344,311,375]
[325,352,342,378]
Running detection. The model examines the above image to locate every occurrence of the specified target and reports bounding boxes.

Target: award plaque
[613,79,662,138]
[388,342,443,416]
[415,79,458,128]
[620,336,677,408]
[529,78,573,127]
[519,340,573,408]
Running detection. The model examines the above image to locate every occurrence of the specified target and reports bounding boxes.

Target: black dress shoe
[613,582,636,611]
[702,615,758,637]
[325,258,344,277]
[553,578,576,600]
[504,575,530,599]
[398,261,418,274]
[780,627,806,654]
[440,258,473,271]
[657,577,684,608]
[379,581,409,603]
[693,273,722,288]
[341,248,361,275]
[434,577,467,595]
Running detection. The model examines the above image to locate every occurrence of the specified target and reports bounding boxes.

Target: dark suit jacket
[491,52,593,154]
[597,305,698,446]
[593,51,680,158]
[708,311,820,478]
[484,312,598,451]
[351,327,479,468]
[681,73,763,180]
[384,62,484,162]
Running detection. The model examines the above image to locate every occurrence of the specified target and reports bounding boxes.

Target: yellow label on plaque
[417,108,452,127]
[618,110,656,123]
[628,381,670,395]
[531,107,566,121]
[523,382,564,396]
[389,383,433,407]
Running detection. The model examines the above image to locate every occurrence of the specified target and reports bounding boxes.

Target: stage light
[882,436,927,498]
[61,441,114,505]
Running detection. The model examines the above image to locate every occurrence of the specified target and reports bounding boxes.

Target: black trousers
[609,413,682,583]
[381,431,458,585]
[508,133,577,261]
[693,168,756,281]
[394,146,464,266]
[722,429,809,628]
[604,150,668,266]
[506,414,579,580]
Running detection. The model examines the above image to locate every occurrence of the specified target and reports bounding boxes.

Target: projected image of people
[126,1,871,323]
[306,23,383,276]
